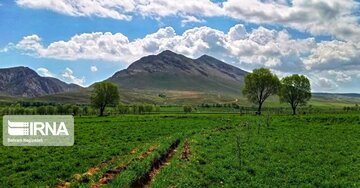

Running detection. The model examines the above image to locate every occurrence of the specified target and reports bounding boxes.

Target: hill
[0,66,81,97]
[107,50,248,95]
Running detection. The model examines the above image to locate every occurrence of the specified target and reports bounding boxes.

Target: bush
[183,106,192,113]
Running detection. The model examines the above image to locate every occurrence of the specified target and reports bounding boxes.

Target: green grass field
[1,113,359,187]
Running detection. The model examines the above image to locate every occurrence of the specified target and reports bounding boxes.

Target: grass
[0,114,359,187]
[152,114,360,187]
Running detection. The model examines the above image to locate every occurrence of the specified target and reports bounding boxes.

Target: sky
[0,0,359,93]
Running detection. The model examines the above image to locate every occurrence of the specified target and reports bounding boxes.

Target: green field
[1,113,359,187]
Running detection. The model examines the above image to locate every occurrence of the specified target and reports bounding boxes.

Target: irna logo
[3,115,74,146]
[7,120,69,136]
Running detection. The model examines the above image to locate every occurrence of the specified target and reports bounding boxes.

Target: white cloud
[311,76,339,91]
[90,65,98,72]
[37,67,55,77]
[304,40,360,71]
[36,67,85,86]
[11,24,360,92]
[0,47,8,53]
[135,0,223,18]
[15,0,222,21]
[181,15,205,27]
[13,25,315,70]
[61,68,85,86]
[16,35,42,52]
[223,0,360,42]
[15,0,360,41]
[16,0,134,21]
[327,70,352,83]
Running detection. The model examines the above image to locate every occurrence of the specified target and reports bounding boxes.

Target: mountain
[107,50,248,95]
[0,66,81,97]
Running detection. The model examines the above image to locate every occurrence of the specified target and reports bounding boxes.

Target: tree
[46,106,55,115]
[242,68,280,115]
[279,74,311,115]
[91,82,120,116]
[71,105,80,116]
[37,106,47,115]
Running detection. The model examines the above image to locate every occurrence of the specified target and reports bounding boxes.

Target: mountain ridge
[107,50,248,95]
[0,66,81,97]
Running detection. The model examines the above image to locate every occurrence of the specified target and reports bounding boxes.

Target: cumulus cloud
[16,0,134,21]
[90,65,98,72]
[37,67,55,77]
[13,25,315,70]
[304,40,360,71]
[10,24,360,92]
[15,0,360,41]
[61,68,85,86]
[223,0,360,42]
[15,0,222,21]
[36,67,85,86]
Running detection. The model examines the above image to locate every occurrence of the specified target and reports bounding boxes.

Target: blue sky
[0,0,359,92]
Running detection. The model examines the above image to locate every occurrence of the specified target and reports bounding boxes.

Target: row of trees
[117,104,160,114]
[343,104,360,112]
[0,104,90,115]
[0,103,161,116]
[243,68,311,115]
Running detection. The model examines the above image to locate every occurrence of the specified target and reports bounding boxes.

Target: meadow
[1,112,359,187]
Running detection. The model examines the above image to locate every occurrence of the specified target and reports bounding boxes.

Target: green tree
[279,74,311,115]
[72,105,80,116]
[46,106,55,115]
[242,68,280,115]
[36,106,46,115]
[91,82,120,116]
[82,106,89,115]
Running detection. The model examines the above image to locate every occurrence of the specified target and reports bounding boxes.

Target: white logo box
[3,115,74,146]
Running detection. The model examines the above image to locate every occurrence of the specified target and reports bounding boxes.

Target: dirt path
[55,145,158,188]
[131,139,180,188]
[90,145,159,188]
[180,140,191,160]
[91,166,127,188]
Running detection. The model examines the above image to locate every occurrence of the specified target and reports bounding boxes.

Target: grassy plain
[0,113,359,187]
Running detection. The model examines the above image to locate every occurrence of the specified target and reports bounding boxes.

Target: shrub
[183,106,192,113]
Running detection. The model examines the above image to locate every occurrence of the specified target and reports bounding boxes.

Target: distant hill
[107,50,248,95]
[313,93,360,98]
[0,66,81,97]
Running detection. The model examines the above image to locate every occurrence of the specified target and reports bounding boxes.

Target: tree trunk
[99,106,105,116]
[257,102,263,115]
[292,106,296,115]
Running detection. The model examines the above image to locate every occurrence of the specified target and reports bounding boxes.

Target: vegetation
[0,114,359,187]
[183,105,193,113]
[242,68,280,115]
[117,103,160,114]
[90,82,120,116]
[0,69,359,187]
[279,74,312,115]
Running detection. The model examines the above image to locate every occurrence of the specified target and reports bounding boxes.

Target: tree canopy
[242,68,280,115]
[91,82,120,116]
[279,74,311,115]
